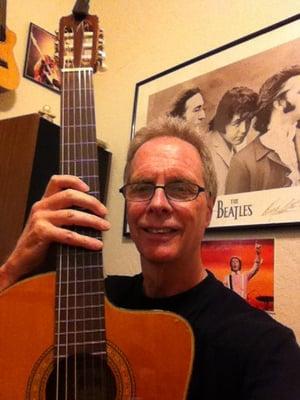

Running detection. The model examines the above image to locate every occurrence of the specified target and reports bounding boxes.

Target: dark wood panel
[0,114,41,263]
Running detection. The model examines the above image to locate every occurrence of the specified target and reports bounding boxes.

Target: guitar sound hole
[46,353,117,399]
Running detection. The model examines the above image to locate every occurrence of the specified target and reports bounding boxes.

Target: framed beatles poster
[123,14,300,235]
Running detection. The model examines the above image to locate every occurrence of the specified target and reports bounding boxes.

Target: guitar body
[0,274,194,399]
[0,26,20,91]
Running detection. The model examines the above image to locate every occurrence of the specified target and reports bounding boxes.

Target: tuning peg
[97,60,108,72]
[98,49,106,60]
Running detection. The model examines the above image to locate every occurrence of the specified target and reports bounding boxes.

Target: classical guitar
[0,1,194,398]
[0,0,20,91]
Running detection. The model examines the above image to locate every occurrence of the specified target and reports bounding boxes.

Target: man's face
[184,93,206,127]
[222,114,250,146]
[126,136,213,266]
[230,257,241,272]
[282,75,300,122]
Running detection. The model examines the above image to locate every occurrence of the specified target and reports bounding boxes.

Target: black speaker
[0,113,111,265]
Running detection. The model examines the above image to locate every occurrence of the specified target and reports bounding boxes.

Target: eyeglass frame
[119,181,206,202]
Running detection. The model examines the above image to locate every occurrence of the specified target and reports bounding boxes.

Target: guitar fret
[77,175,99,179]
[60,278,103,284]
[61,158,98,163]
[63,124,96,128]
[57,340,104,346]
[56,350,106,359]
[56,329,105,335]
[56,305,103,311]
[62,141,97,145]
[58,264,102,270]
[60,291,104,297]
[65,86,93,90]
[63,106,95,110]
[57,316,103,323]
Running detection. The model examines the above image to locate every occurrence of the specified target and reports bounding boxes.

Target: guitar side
[0,26,20,91]
[0,273,194,399]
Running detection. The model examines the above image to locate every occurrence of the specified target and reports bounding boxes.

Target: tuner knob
[98,50,106,60]
[97,60,108,72]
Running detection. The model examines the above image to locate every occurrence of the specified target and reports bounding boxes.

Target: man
[0,117,299,399]
[223,242,262,299]
[226,65,300,194]
[169,87,206,128]
[208,87,258,194]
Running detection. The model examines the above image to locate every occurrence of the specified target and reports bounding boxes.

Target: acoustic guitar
[0,0,20,91]
[0,2,194,398]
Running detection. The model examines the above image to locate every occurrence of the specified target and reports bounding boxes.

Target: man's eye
[168,183,194,196]
[133,184,151,193]
[171,184,187,192]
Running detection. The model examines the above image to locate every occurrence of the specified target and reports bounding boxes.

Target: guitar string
[65,68,72,400]
[87,67,102,397]
[86,69,98,398]
[84,67,92,397]
[56,68,65,400]
[85,67,91,397]
[74,68,79,400]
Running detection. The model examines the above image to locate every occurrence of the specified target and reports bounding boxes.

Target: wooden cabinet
[0,113,112,265]
[0,114,59,264]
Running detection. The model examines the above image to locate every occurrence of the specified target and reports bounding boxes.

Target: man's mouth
[144,227,176,234]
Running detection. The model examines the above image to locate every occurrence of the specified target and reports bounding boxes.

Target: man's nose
[148,187,172,211]
[199,109,206,120]
[239,120,247,133]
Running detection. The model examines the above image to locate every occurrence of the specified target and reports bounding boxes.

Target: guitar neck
[0,0,7,41]
[56,67,106,359]
[61,67,100,196]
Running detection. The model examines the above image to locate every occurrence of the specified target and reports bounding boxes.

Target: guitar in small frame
[0,0,20,91]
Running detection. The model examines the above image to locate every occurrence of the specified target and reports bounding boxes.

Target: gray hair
[124,116,218,201]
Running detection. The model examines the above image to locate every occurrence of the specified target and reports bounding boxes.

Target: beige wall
[1,1,299,340]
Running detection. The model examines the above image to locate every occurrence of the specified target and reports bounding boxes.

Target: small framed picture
[23,23,61,93]
[202,238,274,312]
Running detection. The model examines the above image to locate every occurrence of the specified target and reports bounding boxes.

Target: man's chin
[141,249,178,265]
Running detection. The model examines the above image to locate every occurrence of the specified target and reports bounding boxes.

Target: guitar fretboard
[56,68,105,358]
[0,0,7,42]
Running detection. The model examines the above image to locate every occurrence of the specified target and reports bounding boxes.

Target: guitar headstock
[55,1,106,72]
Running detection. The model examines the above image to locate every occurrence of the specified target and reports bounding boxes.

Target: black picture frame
[123,14,300,236]
[23,23,61,93]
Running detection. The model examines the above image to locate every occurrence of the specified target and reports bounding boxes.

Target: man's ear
[204,196,215,228]
[273,97,286,111]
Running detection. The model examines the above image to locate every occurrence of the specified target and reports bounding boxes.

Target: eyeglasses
[119,182,205,202]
